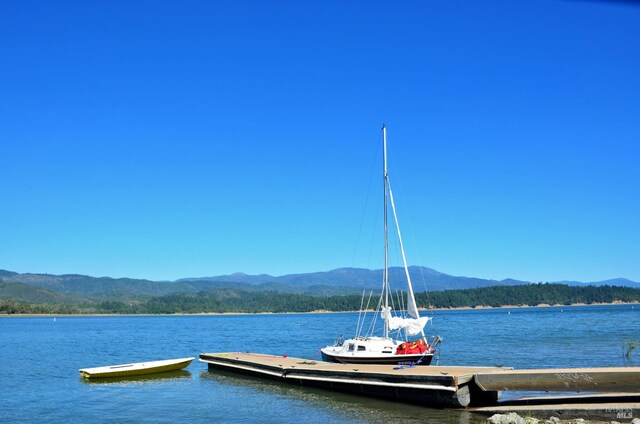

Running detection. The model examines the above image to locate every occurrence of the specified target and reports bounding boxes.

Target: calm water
[1,305,638,423]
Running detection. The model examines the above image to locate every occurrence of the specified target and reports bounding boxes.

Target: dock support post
[467,382,499,407]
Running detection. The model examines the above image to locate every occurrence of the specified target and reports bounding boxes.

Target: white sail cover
[381,306,431,336]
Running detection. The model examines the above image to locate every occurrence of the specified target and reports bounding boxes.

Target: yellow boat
[79,357,194,378]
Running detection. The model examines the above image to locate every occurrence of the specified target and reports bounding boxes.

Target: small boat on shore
[79,357,194,378]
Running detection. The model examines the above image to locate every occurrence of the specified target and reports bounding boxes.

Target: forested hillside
[2,284,639,315]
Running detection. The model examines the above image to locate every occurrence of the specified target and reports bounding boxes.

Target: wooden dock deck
[475,366,640,392]
[199,352,640,409]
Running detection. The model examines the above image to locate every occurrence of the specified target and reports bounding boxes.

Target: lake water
[1,305,638,423]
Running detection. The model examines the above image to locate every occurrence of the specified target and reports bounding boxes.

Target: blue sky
[1,1,638,282]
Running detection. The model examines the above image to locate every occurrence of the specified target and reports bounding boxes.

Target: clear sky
[1,1,638,282]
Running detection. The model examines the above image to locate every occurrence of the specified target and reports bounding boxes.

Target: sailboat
[320,125,442,366]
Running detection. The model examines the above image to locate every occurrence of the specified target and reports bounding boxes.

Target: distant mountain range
[1,267,638,306]
[177,266,533,291]
[557,278,640,287]
[178,268,640,290]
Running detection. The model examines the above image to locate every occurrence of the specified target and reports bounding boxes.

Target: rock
[631,418,640,424]
[544,418,560,424]
[487,413,539,424]
[487,413,521,424]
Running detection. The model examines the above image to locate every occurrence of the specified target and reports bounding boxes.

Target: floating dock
[199,352,640,410]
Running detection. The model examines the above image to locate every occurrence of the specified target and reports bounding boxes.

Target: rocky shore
[487,413,640,424]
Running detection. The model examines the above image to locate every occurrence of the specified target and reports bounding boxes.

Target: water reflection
[199,369,486,424]
[80,370,192,385]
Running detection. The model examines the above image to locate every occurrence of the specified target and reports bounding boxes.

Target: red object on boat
[395,339,432,355]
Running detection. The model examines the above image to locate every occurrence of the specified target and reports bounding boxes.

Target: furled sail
[381,306,431,336]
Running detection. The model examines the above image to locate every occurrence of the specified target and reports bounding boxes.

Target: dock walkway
[199,352,640,410]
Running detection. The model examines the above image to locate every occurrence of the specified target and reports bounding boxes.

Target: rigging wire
[358,290,374,338]
[366,294,383,337]
[386,134,436,316]
[355,289,366,338]
[351,133,381,269]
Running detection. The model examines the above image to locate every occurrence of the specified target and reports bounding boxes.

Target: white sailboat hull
[320,337,435,366]
[320,349,434,366]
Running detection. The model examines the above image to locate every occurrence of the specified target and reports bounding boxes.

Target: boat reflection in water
[80,370,192,385]
[198,369,477,423]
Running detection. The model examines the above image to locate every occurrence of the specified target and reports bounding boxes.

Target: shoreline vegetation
[2,284,640,316]
[1,301,639,318]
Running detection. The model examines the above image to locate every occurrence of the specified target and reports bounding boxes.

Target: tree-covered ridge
[417,284,640,308]
[2,284,640,315]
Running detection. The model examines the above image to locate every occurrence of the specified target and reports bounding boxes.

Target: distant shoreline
[2,301,638,318]
[427,300,639,311]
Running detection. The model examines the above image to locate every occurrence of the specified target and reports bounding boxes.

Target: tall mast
[382,124,389,339]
